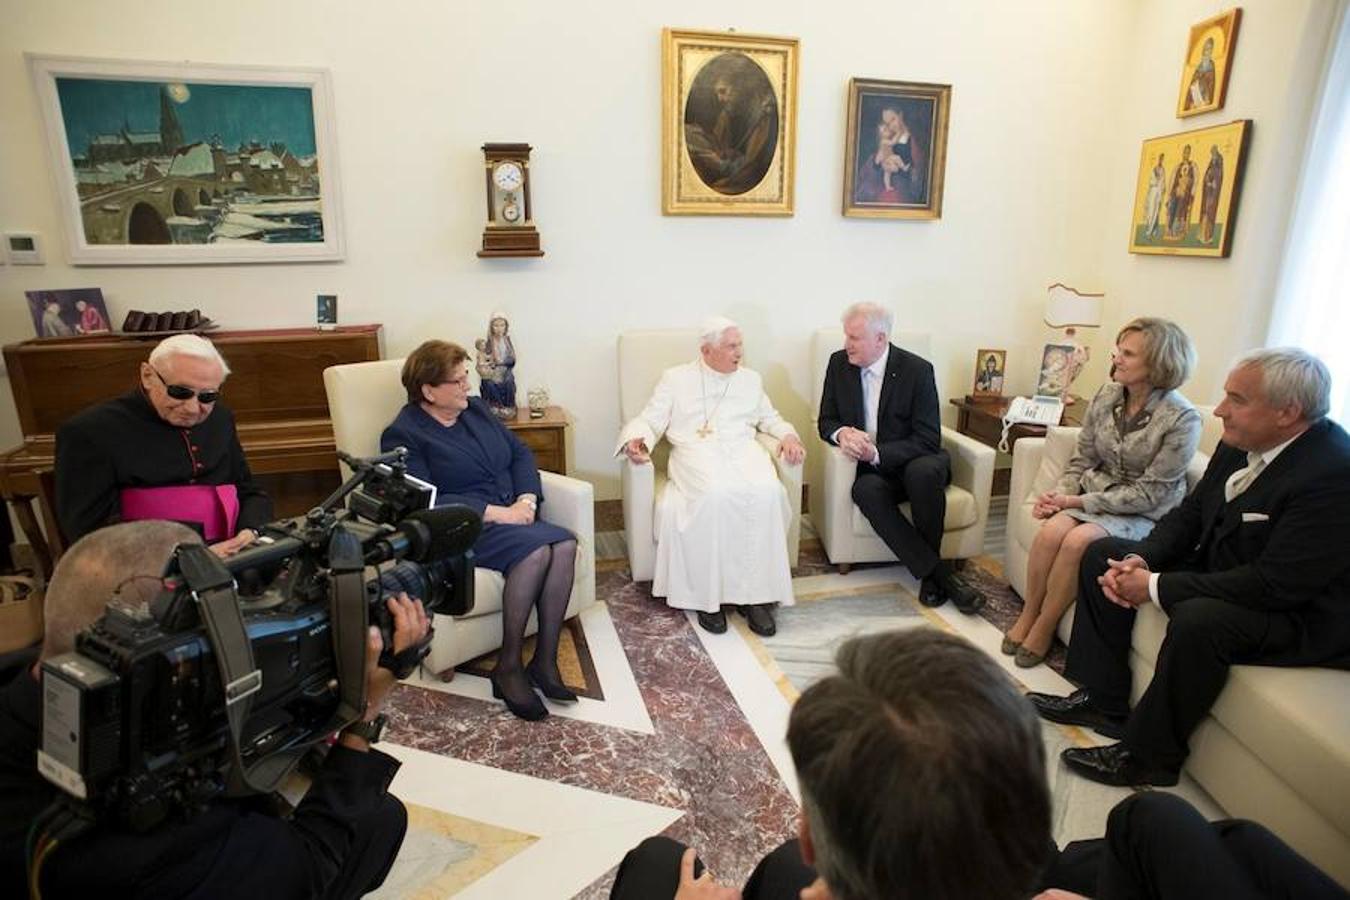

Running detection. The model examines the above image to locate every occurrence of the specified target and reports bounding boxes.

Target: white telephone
[998,395,1065,452]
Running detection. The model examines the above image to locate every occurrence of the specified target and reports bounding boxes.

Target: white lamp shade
[1044,283,1103,328]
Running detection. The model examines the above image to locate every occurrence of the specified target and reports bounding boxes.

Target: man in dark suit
[1030,348,1350,786]
[817,302,982,611]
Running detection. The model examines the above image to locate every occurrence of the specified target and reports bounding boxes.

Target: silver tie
[863,368,879,440]
[1224,451,1267,502]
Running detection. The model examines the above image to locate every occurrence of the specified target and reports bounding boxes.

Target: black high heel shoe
[526,662,578,703]
[490,671,548,721]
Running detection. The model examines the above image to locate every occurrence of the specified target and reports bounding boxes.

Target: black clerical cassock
[54,390,272,544]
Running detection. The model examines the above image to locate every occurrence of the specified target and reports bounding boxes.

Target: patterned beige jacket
[1056,382,1202,520]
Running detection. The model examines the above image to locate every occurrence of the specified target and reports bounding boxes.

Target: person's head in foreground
[787,629,1052,900]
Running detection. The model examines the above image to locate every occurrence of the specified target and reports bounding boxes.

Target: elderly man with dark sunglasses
[54,334,272,555]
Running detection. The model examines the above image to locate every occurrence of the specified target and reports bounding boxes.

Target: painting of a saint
[972,349,1007,399]
[683,53,779,196]
[854,106,928,205]
[662,29,798,216]
[842,79,950,219]
[1176,9,1241,118]
[1166,144,1197,240]
[1199,145,1224,244]
[1143,153,1166,239]
[1184,37,1216,111]
[1128,119,1250,257]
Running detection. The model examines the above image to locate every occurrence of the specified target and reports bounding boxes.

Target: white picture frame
[27,54,346,266]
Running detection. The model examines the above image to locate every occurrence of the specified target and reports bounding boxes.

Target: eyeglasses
[151,366,221,404]
[438,374,470,389]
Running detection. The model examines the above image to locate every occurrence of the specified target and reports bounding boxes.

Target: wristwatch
[344,714,386,744]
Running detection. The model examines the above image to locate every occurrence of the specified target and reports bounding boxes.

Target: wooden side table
[504,405,569,474]
[948,396,1085,494]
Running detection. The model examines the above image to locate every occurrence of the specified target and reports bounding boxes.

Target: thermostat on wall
[5,233,45,265]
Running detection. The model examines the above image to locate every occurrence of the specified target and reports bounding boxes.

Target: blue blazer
[380,399,543,516]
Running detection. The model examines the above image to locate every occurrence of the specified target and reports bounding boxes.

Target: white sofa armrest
[819,445,860,563]
[540,471,593,534]
[942,426,995,510]
[540,471,596,614]
[1009,436,1046,508]
[621,457,657,581]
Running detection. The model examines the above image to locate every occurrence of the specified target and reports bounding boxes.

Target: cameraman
[0,520,428,899]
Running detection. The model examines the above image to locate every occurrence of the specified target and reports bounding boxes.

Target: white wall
[0,0,1334,500]
[1078,0,1342,406]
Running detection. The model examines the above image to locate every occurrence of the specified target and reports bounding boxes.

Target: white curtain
[1268,2,1350,425]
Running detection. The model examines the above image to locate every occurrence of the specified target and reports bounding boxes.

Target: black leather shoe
[490,671,549,721]
[740,604,776,636]
[1027,689,1127,739]
[919,577,946,607]
[526,662,578,703]
[942,573,985,615]
[697,609,728,634]
[1061,743,1179,787]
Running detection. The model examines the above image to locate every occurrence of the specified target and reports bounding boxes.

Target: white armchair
[323,359,596,675]
[809,328,995,573]
[617,330,802,582]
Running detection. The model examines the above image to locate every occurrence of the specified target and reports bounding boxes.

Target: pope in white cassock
[617,318,806,636]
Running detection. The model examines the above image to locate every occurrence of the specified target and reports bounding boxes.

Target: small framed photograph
[1176,8,1241,118]
[316,293,337,329]
[25,287,111,338]
[662,28,799,216]
[971,349,1006,399]
[842,78,951,219]
[1035,343,1078,398]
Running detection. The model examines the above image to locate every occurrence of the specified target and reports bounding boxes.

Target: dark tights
[494,539,577,706]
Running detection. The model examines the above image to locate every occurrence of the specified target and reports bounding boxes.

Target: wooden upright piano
[0,325,382,575]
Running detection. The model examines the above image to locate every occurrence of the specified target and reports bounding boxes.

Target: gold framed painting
[842,78,951,219]
[1129,120,1251,258]
[971,349,1006,400]
[662,28,798,216]
[1176,8,1241,118]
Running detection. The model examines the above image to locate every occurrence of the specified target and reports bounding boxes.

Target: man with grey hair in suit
[618,317,806,636]
[817,301,982,612]
[1030,347,1350,787]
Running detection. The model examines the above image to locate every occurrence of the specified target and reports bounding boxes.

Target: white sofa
[323,359,596,676]
[617,330,802,582]
[1006,425,1350,887]
[809,328,995,573]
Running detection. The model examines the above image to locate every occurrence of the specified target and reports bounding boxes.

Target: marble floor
[370,517,1223,898]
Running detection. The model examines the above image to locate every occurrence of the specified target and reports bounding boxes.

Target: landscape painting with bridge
[30,57,344,264]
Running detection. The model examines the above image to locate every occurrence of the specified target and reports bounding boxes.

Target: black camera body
[37,449,479,831]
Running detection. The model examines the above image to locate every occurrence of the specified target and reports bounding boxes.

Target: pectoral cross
[697,421,714,439]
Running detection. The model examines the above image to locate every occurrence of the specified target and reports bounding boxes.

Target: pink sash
[119,484,240,542]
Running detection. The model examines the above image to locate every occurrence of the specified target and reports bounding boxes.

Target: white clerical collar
[864,346,889,380]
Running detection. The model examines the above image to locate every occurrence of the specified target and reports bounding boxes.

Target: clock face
[492,161,524,192]
[501,201,522,223]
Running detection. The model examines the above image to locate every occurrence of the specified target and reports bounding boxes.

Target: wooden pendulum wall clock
[478,143,543,258]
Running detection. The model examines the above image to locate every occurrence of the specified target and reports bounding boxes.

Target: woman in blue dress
[382,340,576,721]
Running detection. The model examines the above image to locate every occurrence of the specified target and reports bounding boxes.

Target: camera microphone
[363,504,481,565]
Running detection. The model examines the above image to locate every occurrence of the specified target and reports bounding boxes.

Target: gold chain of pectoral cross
[698,368,732,438]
